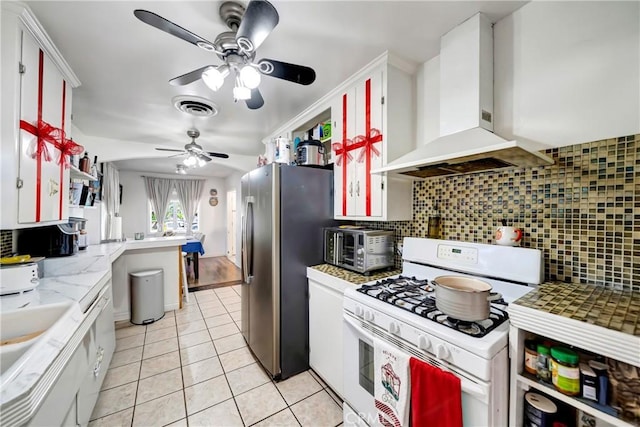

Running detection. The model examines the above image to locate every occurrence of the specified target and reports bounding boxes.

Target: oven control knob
[364,310,374,322]
[436,344,450,360]
[388,322,400,335]
[355,306,364,318]
[418,335,431,350]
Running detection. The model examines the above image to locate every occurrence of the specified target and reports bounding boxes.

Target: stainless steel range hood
[374,14,553,179]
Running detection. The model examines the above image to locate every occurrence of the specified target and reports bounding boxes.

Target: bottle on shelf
[79,152,90,173]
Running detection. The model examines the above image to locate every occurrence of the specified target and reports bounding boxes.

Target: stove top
[356,276,509,338]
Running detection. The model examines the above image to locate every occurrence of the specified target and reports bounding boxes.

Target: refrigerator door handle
[242,196,254,284]
[246,199,254,283]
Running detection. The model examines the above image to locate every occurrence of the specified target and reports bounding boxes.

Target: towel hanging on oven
[374,337,410,427]
[409,357,463,427]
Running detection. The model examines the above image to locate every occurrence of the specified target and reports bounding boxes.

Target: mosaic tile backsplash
[358,135,639,291]
[1,230,12,257]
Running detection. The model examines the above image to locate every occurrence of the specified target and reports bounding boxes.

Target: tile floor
[90,285,344,427]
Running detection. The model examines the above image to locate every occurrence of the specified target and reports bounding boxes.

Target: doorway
[226,189,237,263]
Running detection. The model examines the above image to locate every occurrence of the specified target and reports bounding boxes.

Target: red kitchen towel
[409,357,463,427]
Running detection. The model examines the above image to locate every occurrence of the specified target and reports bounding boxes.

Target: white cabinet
[308,268,353,398]
[262,52,416,222]
[331,58,414,221]
[1,2,80,229]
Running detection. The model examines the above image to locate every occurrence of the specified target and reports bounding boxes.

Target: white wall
[225,171,244,268]
[118,170,228,258]
[493,1,640,147]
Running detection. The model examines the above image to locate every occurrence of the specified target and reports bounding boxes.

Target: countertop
[512,282,640,336]
[0,236,188,420]
[509,281,640,367]
[309,264,401,285]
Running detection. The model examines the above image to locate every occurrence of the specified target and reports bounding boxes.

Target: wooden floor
[187,256,242,292]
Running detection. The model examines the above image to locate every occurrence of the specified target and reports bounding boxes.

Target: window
[149,199,199,233]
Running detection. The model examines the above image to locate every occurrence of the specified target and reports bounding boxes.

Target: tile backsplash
[358,134,639,291]
[1,230,12,257]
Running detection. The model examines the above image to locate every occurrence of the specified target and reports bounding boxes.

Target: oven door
[343,311,494,426]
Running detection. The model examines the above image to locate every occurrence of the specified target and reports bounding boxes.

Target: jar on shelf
[550,346,580,396]
[536,343,551,382]
[524,340,538,375]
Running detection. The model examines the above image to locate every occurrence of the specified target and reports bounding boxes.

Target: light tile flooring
[90,285,344,427]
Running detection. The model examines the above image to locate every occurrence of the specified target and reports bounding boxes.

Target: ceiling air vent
[172,95,219,118]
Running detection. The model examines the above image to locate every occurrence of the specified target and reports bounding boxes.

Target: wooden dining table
[182,238,205,279]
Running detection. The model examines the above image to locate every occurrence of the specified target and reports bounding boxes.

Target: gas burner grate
[357,275,509,338]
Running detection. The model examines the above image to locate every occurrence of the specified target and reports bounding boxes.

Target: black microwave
[18,223,78,257]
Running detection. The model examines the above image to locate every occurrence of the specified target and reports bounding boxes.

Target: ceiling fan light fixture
[183,155,197,167]
[233,84,251,101]
[240,65,261,89]
[197,156,207,167]
[202,65,229,91]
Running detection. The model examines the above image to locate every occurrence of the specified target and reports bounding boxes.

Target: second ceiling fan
[134,0,316,110]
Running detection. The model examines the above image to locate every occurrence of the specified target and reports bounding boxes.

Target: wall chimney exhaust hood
[373,13,553,179]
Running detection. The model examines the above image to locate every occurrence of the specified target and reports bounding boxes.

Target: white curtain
[144,177,174,233]
[173,179,205,236]
[102,162,120,240]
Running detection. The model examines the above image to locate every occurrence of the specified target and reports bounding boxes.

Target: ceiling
[26,0,527,177]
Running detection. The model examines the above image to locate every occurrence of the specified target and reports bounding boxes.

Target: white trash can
[130,269,164,325]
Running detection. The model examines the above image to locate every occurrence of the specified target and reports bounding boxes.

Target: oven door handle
[343,312,490,403]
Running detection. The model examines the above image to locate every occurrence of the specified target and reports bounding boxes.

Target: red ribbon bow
[354,128,382,163]
[332,139,355,166]
[20,119,62,162]
[54,136,84,168]
[20,119,84,168]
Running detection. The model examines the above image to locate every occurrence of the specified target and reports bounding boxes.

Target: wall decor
[209,197,218,207]
[209,188,217,196]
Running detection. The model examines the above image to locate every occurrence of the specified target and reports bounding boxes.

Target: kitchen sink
[0,301,77,376]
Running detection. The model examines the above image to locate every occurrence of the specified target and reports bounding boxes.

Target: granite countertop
[309,263,401,285]
[512,282,640,336]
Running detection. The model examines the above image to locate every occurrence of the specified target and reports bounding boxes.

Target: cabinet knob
[356,181,360,197]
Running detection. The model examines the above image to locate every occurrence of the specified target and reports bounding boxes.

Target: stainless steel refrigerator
[240,163,336,380]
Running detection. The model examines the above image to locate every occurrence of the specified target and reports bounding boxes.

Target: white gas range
[342,237,544,427]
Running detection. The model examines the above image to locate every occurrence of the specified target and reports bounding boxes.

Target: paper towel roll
[110,216,122,241]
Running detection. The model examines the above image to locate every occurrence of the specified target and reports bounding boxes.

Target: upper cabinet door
[332,87,357,218]
[353,71,384,218]
[18,30,69,223]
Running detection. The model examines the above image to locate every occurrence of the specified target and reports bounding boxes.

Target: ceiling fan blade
[169,65,214,86]
[134,10,215,49]
[167,153,185,158]
[235,0,279,53]
[155,148,185,153]
[206,152,230,159]
[257,59,316,85]
[245,88,264,110]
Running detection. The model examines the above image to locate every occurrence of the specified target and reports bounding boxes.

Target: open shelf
[517,372,636,427]
[70,165,97,181]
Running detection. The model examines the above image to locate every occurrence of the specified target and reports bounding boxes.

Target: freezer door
[247,164,280,377]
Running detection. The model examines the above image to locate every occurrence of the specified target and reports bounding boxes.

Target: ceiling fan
[156,129,229,168]
[134,0,316,110]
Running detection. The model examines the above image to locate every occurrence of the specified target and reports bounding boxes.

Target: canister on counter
[524,392,557,427]
[550,346,580,396]
[525,340,538,375]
